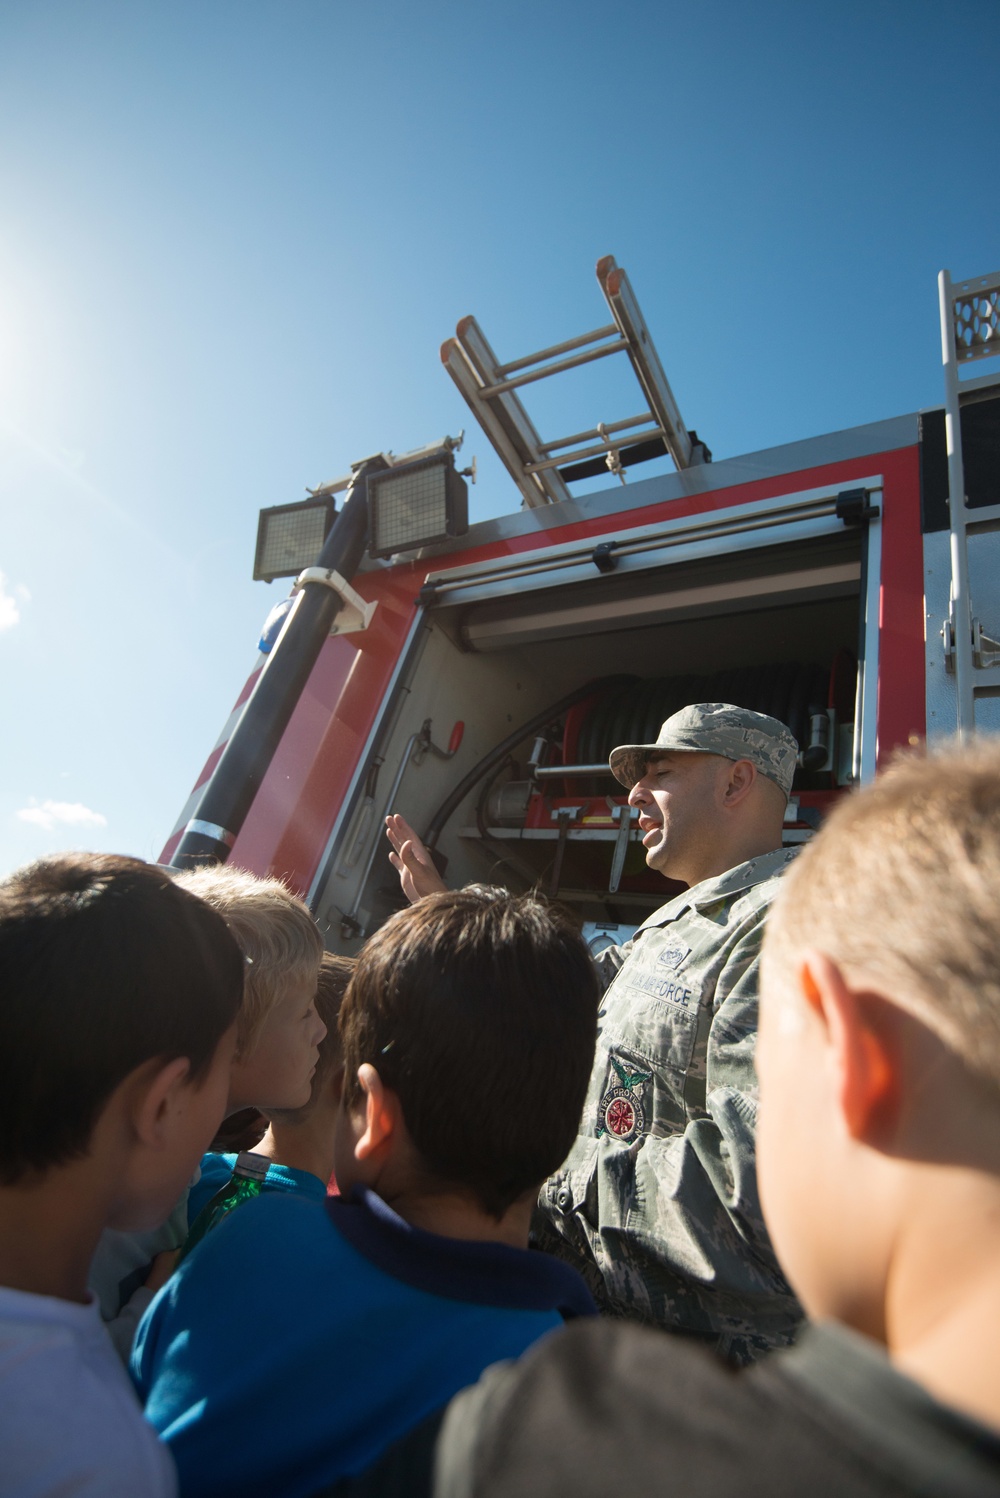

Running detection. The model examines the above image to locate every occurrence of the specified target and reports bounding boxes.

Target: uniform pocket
[600,956,702,1078]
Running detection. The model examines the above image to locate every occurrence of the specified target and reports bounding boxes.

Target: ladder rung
[973,667,1000,693]
[525,429,665,475]
[479,338,626,399]
[538,413,655,454]
[957,371,1000,396]
[966,503,1000,530]
[497,324,618,377]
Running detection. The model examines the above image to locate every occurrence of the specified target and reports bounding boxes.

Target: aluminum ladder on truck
[939,267,1000,738]
[441,255,710,510]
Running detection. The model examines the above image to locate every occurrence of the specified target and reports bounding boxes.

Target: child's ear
[353,1063,400,1162]
[800,951,900,1145]
[131,1056,194,1150]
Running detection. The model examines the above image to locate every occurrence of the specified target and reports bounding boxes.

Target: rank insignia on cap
[597,1056,651,1141]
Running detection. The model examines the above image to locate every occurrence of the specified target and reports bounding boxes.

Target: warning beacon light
[367,444,469,559]
[253,495,337,583]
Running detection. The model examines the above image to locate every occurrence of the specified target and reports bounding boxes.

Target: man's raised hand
[385,813,448,904]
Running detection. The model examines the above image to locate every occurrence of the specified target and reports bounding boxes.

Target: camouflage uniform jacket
[534,847,802,1364]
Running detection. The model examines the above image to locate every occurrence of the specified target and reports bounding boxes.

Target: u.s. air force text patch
[598,1055,651,1140]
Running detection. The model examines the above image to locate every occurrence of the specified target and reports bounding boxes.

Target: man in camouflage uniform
[532,703,802,1362]
[386,703,801,1362]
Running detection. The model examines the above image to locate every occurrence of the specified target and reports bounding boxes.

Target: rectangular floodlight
[253,497,337,582]
[367,456,468,559]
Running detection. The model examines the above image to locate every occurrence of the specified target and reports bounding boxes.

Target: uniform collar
[638,846,797,929]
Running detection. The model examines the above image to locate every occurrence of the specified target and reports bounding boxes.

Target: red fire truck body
[161,262,1000,952]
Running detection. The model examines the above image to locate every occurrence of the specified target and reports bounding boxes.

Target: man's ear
[353,1063,400,1162]
[799,951,900,1145]
[721,758,757,809]
[130,1056,194,1151]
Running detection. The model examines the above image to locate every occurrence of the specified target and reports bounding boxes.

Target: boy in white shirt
[0,853,244,1498]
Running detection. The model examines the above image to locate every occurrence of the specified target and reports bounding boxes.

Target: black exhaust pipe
[170,458,385,870]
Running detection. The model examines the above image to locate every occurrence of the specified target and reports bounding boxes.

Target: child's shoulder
[0,1285,176,1496]
[135,1193,334,1370]
[187,1152,238,1221]
[188,1153,326,1224]
[178,1190,333,1286]
[206,1187,328,1248]
[0,1283,134,1381]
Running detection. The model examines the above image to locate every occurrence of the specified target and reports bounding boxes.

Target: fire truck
[162,258,1000,954]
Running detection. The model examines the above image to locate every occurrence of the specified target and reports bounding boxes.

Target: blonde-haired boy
[174,866,325,1113]
[186,951,352,1229]
[91,865,325,1349]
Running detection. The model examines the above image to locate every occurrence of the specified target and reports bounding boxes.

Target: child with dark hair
[90,864,326,1350]
[0,853,244,1498]
[187,951,353,1230]
[132,889,599,1498]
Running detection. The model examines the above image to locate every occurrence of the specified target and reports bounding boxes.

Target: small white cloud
[0,572,25,631]
[17,799,108,833]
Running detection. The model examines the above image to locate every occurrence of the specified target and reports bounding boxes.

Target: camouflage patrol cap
[609,702,799,798]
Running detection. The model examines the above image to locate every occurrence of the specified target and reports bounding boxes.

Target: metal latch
[941,610,1000,672]
[973,618,1000,668]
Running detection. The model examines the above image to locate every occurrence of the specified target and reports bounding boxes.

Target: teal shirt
[187,1152,326,1224]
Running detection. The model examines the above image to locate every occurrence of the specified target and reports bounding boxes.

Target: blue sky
[1,0,995,876]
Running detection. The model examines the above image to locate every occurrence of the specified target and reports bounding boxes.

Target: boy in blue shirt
[133,888,599,1498]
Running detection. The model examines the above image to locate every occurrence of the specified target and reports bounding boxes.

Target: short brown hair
[0,854,243,1183]
[174,866,322,1058]
[339,889,599,1219]
[763,740,1000,1088]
